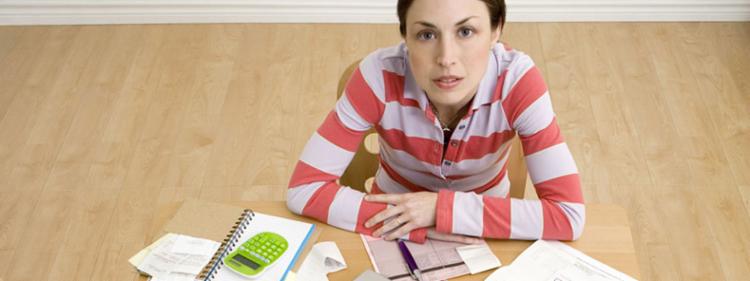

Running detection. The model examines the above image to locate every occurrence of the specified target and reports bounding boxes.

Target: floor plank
[0,23,748,281]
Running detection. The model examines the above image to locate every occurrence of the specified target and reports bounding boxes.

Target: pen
[397,239,423,281]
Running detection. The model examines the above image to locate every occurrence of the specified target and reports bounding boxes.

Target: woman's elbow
[568,203,586,241]
[285,186,305,215]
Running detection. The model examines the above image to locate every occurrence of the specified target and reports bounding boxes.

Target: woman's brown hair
[397,0,506,36]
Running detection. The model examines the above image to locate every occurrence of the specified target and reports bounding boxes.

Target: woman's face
[404,0,500,108]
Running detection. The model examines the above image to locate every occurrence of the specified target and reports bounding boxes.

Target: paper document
[456,244,502,274]
[134,233,220,280]
[360,234,474,281]
[295,241,347,281]
[284,271,297,281]
[354,270,391,281]
[149,274,194,281]
[130,233,176,268]
[486,240,637,281]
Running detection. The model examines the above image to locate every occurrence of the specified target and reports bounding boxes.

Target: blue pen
[397,239,423,281]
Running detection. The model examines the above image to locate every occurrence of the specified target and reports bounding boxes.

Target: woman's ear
[491,25,502,43]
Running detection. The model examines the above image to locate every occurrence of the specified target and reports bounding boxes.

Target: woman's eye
[458,27,474,38]
[417,31,436,41]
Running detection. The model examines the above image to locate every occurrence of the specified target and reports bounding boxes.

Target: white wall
[1,0,748,26]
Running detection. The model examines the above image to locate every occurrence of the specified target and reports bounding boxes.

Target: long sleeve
[286,57,428,243]
[434,59,585,241]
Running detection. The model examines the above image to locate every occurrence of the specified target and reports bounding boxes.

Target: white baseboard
[1,1,748,26]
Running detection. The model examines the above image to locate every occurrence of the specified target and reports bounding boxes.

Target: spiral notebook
[159,200,316,281]
[196,210,315,281]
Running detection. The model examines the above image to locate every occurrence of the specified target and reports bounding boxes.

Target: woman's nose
[436,38,457,67]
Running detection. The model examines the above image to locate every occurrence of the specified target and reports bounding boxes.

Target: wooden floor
[0,22,748,281]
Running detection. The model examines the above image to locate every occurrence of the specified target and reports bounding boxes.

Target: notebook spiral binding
[197,209,255,281]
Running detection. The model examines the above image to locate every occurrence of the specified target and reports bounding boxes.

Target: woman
[287,0,584,244]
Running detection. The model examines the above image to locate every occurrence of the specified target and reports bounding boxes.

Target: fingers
[365,205,404,228]
[383,222,416,240]
[364,192,437,240]
[427,230,483,244]
[372,216,411,238]
[364,193,406,204]
[461,236,484,244]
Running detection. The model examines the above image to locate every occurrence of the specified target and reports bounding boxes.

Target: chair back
[336,61,527,198]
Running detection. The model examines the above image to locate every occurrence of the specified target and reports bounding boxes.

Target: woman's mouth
[433,76,463,90]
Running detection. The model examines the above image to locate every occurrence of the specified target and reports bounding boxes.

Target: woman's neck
[430,94,475,130]
[430,92,476,123]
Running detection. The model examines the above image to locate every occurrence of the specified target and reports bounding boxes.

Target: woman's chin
[427,94,469,107]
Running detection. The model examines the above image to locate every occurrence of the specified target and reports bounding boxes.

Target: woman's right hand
[426,228,484,244]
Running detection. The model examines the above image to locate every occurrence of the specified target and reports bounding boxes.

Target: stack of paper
[486,240,637,281]
[456,244,502,274]
[361,235,501,281]
[129,233,220,281]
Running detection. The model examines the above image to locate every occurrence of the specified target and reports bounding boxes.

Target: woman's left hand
[364,192,438,240]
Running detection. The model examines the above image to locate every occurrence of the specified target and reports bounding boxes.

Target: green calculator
[224,231,289,279]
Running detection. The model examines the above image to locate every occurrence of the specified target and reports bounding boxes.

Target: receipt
[172,234,221,255]
[294,241,347,281]
[130,233,177,268]
[456,243,502,274]
[148,272,195,281]
[284,271,297,281]
[137,234,220,279]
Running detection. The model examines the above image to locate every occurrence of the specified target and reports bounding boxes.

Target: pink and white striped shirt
[287,42,584,243]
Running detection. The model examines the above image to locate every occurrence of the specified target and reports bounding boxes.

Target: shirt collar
[470,45,501,111]
[403,47,432,114]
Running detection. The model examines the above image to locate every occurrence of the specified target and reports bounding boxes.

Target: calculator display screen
[232,254,261,269]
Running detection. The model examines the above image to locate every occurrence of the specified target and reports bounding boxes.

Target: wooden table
[147,201,641,280]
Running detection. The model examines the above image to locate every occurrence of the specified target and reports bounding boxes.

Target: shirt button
[450,140,458,147]
[458,125,466,130]
[444,161,452,166]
